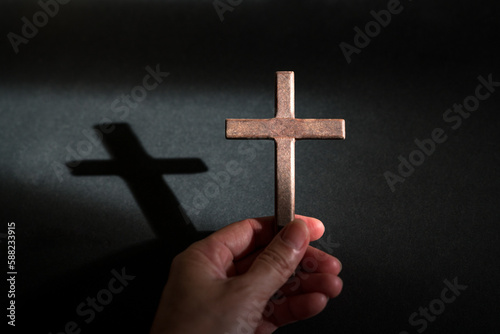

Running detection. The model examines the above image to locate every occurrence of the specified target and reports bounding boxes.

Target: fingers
[274,248,343,298]
[241,219,310,299]
[266,292,330,327]
[276,247,342,297]
[302,247,342,276]
[198,215,324,272]
[233,245,341,276]
[295,215,325,241]
[279,273,343,298]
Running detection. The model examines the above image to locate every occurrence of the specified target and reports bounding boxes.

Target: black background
[1,0,499,333]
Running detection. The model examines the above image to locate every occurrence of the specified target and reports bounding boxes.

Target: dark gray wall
[1,0,499,333]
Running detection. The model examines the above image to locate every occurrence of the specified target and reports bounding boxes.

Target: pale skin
[150,215,343,334]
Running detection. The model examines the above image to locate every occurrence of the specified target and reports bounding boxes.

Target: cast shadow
[21,123,213,333]
[68,123,212,247]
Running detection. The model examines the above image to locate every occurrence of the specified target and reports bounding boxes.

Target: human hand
[150,215,343,334]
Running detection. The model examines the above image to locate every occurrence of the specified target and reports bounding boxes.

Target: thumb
[242,219,310,299]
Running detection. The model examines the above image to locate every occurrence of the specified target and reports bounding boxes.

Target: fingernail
[281,219,308,250]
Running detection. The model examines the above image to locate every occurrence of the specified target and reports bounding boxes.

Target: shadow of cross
[68,123,207,243]
[226,71,345,231]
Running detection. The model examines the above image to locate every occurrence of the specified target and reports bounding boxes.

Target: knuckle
[258,247,293,278]
[301,256,319,273]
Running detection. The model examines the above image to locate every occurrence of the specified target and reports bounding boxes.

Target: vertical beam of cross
[275,72,296,230]
[226,71,345,231]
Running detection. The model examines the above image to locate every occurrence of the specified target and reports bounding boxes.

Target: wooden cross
[226,71,345,231]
